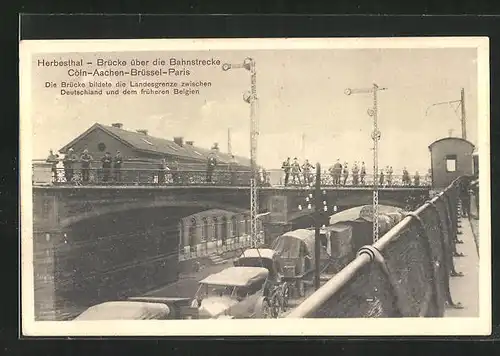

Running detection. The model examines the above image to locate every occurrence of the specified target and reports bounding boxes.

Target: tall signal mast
[345,83,387,243]
[222,58,260,247]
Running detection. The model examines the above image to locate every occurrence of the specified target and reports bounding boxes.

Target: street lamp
[296,163,333,290]
[222,57,259,248]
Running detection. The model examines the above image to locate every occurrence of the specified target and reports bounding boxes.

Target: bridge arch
[60,199,249,228]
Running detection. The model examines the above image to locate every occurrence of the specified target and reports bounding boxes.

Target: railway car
[428,137,475,189]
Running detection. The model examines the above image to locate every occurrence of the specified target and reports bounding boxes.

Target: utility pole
[314,163,321,290]
[227,128,232,155]
[222,58,260,248]
[425,88,467,140]
[345,84,387,243]
[460,88,467,140]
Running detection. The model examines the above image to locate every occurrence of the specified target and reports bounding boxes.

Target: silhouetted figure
[101,152,112,183]
[333,159,343,185]
[459,177,472,217]
[46,149,59,182]
[379,170,385,186]
[282,157,291,186]
[413,171,420,186]
[402,167,410,186]
[291,158,302,185]
[159,158,168,185]
[352,162,359,185]
[113,151,123,183]
[302,159,314,185]
[342,162,349,185]
[80,149,93,184]
[207,153,217,183]
[63,148,77,184]
[360,162,366,185]
[171,159,180,185]
[387,166,393,186]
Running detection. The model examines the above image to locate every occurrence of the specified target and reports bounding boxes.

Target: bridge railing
[33,164,431,188]
[286,176,467,318]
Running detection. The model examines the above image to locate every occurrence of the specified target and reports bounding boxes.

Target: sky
[30,47,478,173]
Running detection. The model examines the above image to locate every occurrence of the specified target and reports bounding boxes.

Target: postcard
[20,37,490,336]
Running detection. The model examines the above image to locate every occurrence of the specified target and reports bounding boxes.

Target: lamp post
[298,163,330,290]
[345,84,387,243]
[222,58,260,248]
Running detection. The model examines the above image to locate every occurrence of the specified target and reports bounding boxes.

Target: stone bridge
[33,185,431,235]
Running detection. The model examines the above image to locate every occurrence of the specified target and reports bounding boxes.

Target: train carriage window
[446,155,457,172]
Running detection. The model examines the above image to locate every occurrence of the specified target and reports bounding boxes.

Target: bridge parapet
[286,176,466,318]
[34,165,431,188]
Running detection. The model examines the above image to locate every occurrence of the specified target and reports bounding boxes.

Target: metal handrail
[286,176,462,318]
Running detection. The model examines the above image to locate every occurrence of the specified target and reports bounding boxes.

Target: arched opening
[221,216,228,244]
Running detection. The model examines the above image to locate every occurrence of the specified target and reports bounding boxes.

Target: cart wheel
[297,280,305,297]
[282,284,290,311]
[270,293,281,318]
[255,298,272,319]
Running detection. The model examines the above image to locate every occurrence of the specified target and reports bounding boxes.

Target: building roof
[199,267,269,287]
[74,301,170,320]
[59,123,251,166]
[238,248,276,259]
[428,137,475,151]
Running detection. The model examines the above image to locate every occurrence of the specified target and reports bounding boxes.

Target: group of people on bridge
[45,148,271,186]
[46,148,124,184]
[281,157,431,187]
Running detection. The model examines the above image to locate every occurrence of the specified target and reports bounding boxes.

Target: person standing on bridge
[459,177,472,218]
[360,162,366,185]
[46,149,59,182]
[159,157,168,185]
[291,157,302,185]
[206,153,217,183]
[333,159,343,185]
[352,162,359,185]
[342,162,349,185]
[402,167,410,186]
[379,169,385,186]
[80,149,93,184]
[101,152,113,184]
[302,159,313,186]
[170,159,180,185]
[413,171,420,186]
[425,168,432,185]
[113,150,123,183]
[63,148,77,184]
[387,166,393,186]
[282,157,291,186]
[470,178,479,219]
